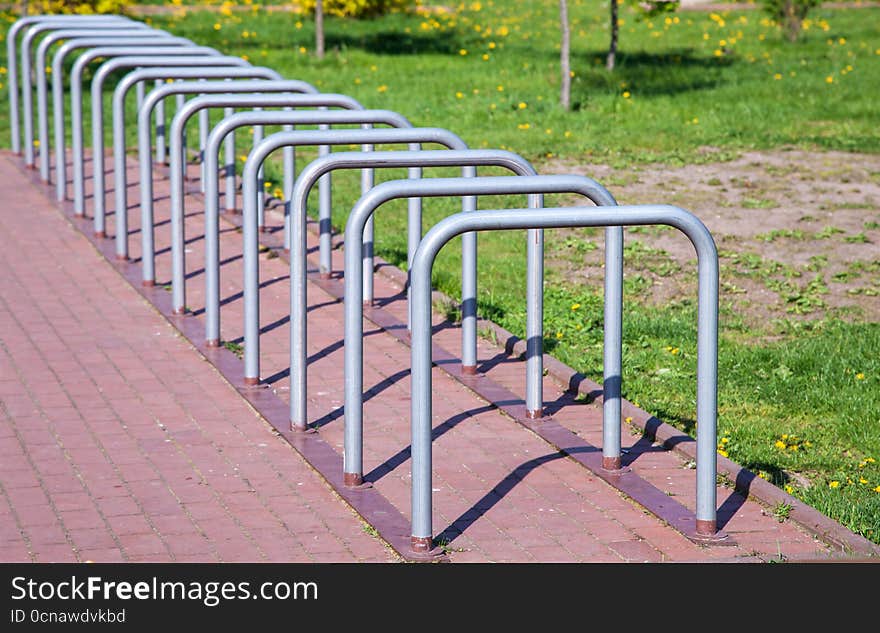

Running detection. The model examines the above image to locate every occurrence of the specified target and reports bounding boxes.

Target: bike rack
[237,126,468,385]
[120,75,310,262]
[166,94,366,318]
[8,15,138,157]
[137,82,324,278]
[67,45,223,218]
[202,110,422,348]
[34,28,177,182]
[8,11,730,559]
[340,172,619,486]
[50,35,197,202]
[408,202,721,553]
[89,54,251,244]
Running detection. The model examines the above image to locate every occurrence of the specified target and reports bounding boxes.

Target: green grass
[2,1,879,544]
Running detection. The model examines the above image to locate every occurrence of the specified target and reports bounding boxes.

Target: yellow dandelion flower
[785,485,794,494]
[860,477,868,484]
[571,303,580,310]
[488,41,496,49]
[497,85,504,92]
[839,37,846,45]
[377,85,388,93]
[482,54,490,61]
[555,330,563,339]
[455,91,463,99]
[721,437,729,444]
[875,485,880,493]
[459,49,468,56]
[213,23,221,30]
[354,78,362,85]
[299,46,307,54]
[867,458,876,463]
[855,373,865,380]
[718,449,728,457]
[564,130,572,138]
[518,101,527,109]
[517,123,530,130]
[622,91,631,99]
[714,49,723,57]
[829,480,840,488]
[545,129,552,135]
[625,417,633,424]
[775,440,786,450]
[826,76,834,83]
[773,73,782,80]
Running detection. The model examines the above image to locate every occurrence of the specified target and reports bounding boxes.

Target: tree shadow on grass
[570,48,734,105]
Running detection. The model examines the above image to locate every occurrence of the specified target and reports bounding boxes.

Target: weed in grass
[742,197,779,210]
[816,225,845,239]
[756,228,806,241]
[772,502,793,523]
[843,232,870,244]
[223,341,244,359]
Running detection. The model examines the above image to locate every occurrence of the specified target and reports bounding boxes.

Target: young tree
[607,0,619,71]
[607,1,679,71]
[560,0,571,109]
[763,0,823,42]
[315,0,325,59]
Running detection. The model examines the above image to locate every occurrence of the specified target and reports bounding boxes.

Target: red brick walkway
[2,148,877,563]
[0,153,396,563]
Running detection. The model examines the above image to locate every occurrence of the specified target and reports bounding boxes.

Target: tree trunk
[559,0,571,110]
[606,0,618,71]
[315,0,325,59]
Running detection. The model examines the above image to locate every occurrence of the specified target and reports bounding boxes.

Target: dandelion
[839,37,846,45]
[299,46,307,54]
[774,73,782,80]
[826,76,834,84]
[555,330,563,339]
[488,41,496,49]
[213,23,221,30]
[354,78,362,85]
[517,123,530,130]
[718,449,728,457]
[482,54,490,61]
[459,49,468,56]
[875,485,880,493]
[571,303,580,310]
[625,417,633,424]
[721,437,729,444]
[860,477,869,485]
[692,117,699,124]
[455,91,463,99]
[713,49,723,57]
[545,128,552,135]
[785,485,794,494]
[497,84,504,92]
[829,480,840,488]
[564,130,572,138]
[273,188,282,199]
[622,91,631,99]
[855,373,865,380]
[377,85,388,93]
[518,101,527,109]
[775,440,786,450]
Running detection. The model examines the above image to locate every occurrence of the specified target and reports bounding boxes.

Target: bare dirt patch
[540,148,880,330]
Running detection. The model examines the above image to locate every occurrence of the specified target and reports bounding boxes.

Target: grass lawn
[2,0,878,544]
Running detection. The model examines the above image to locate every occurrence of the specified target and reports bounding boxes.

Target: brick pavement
[0,153,396,563]
[2,146,878,563]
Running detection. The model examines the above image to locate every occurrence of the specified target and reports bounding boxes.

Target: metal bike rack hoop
[50,35,196,202]
[408,203,720,552]
[339,172,618,486]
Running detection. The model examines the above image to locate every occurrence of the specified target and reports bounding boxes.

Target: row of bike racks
[8,13,724,554]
